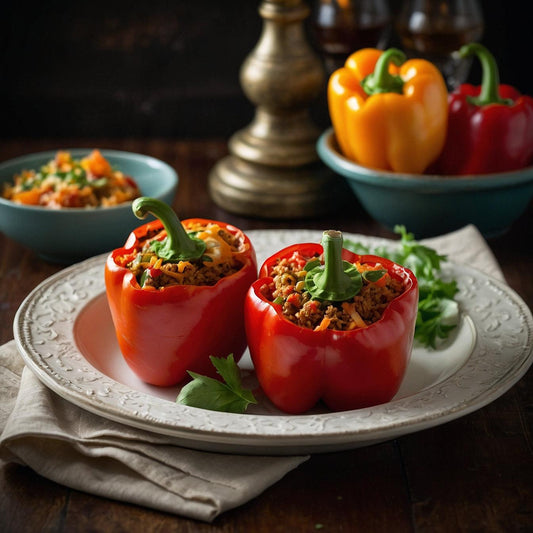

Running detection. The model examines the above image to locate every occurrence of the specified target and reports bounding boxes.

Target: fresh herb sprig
[177,354,257,413]
[344,225,459,349]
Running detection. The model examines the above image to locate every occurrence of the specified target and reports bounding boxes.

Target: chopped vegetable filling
[2,150,141,208]
[121,222,248,289]
[262,251,404,331]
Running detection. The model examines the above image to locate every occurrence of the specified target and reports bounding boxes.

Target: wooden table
[1,139,532,532]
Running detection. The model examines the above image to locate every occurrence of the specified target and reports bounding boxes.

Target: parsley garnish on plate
[344,225,459,349]
[177,354,257,413]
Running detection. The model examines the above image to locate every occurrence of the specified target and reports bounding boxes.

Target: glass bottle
[311,0,391,74]
[395,0,484,89]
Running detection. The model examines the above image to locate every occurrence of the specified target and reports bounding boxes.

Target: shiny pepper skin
[244,242,418,414]
[105,218,257,387]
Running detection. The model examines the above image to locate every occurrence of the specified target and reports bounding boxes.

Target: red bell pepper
[245,231,418,414]
[431,43,533,175]
[105,197,257,387]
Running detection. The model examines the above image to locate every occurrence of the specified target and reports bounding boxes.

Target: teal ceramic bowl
[317,129,533,238]
[0,149,178,263]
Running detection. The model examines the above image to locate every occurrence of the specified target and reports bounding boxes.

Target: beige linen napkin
[0,352,307,522]
[421,225,504,282]
[0,224,503,522]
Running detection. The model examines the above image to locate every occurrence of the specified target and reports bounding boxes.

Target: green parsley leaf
[362,269,387,283]
[176,354,257,413]
[416,295,459,348]
[344,226,460,349]
[304,258,321,271]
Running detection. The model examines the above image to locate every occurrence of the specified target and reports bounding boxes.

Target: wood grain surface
[0,138,531,532]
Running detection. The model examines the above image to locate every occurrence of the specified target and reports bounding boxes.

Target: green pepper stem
[361,48,406,96]
[305,230,362,301]
[132,197,205,261]
[459,43,513,106]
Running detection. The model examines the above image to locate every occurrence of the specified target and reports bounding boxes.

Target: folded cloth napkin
[0,224,504,522]
[422,225,504,282]
[0,359,307,522]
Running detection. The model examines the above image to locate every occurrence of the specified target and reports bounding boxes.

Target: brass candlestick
[209,0,342,218]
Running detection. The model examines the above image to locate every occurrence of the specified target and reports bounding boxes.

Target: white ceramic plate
[13,230,533,455]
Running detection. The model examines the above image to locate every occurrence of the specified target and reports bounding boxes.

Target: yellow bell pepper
[328,48,448,174]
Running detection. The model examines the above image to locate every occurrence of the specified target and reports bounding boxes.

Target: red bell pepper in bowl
[431,43,533,175]
[105,197,257,387]
[245,230,418,414]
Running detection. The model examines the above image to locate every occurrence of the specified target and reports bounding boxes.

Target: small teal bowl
[317,129,533,238]
[0,149,178,263]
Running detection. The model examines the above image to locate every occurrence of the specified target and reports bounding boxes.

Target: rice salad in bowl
[0,148,178,263]
[2,149,141,208]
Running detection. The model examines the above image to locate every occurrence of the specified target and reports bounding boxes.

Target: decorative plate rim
[13,229,533,454]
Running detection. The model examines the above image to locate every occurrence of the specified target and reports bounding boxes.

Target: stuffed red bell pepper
[431,42,533,175]
[105,197,257,387]
[245,230,418,414]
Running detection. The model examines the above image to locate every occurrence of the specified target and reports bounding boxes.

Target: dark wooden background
[2,0,532,140]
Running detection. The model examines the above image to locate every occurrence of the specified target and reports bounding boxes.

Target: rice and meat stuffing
[126,223,246,289]
[261,254,404,331]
